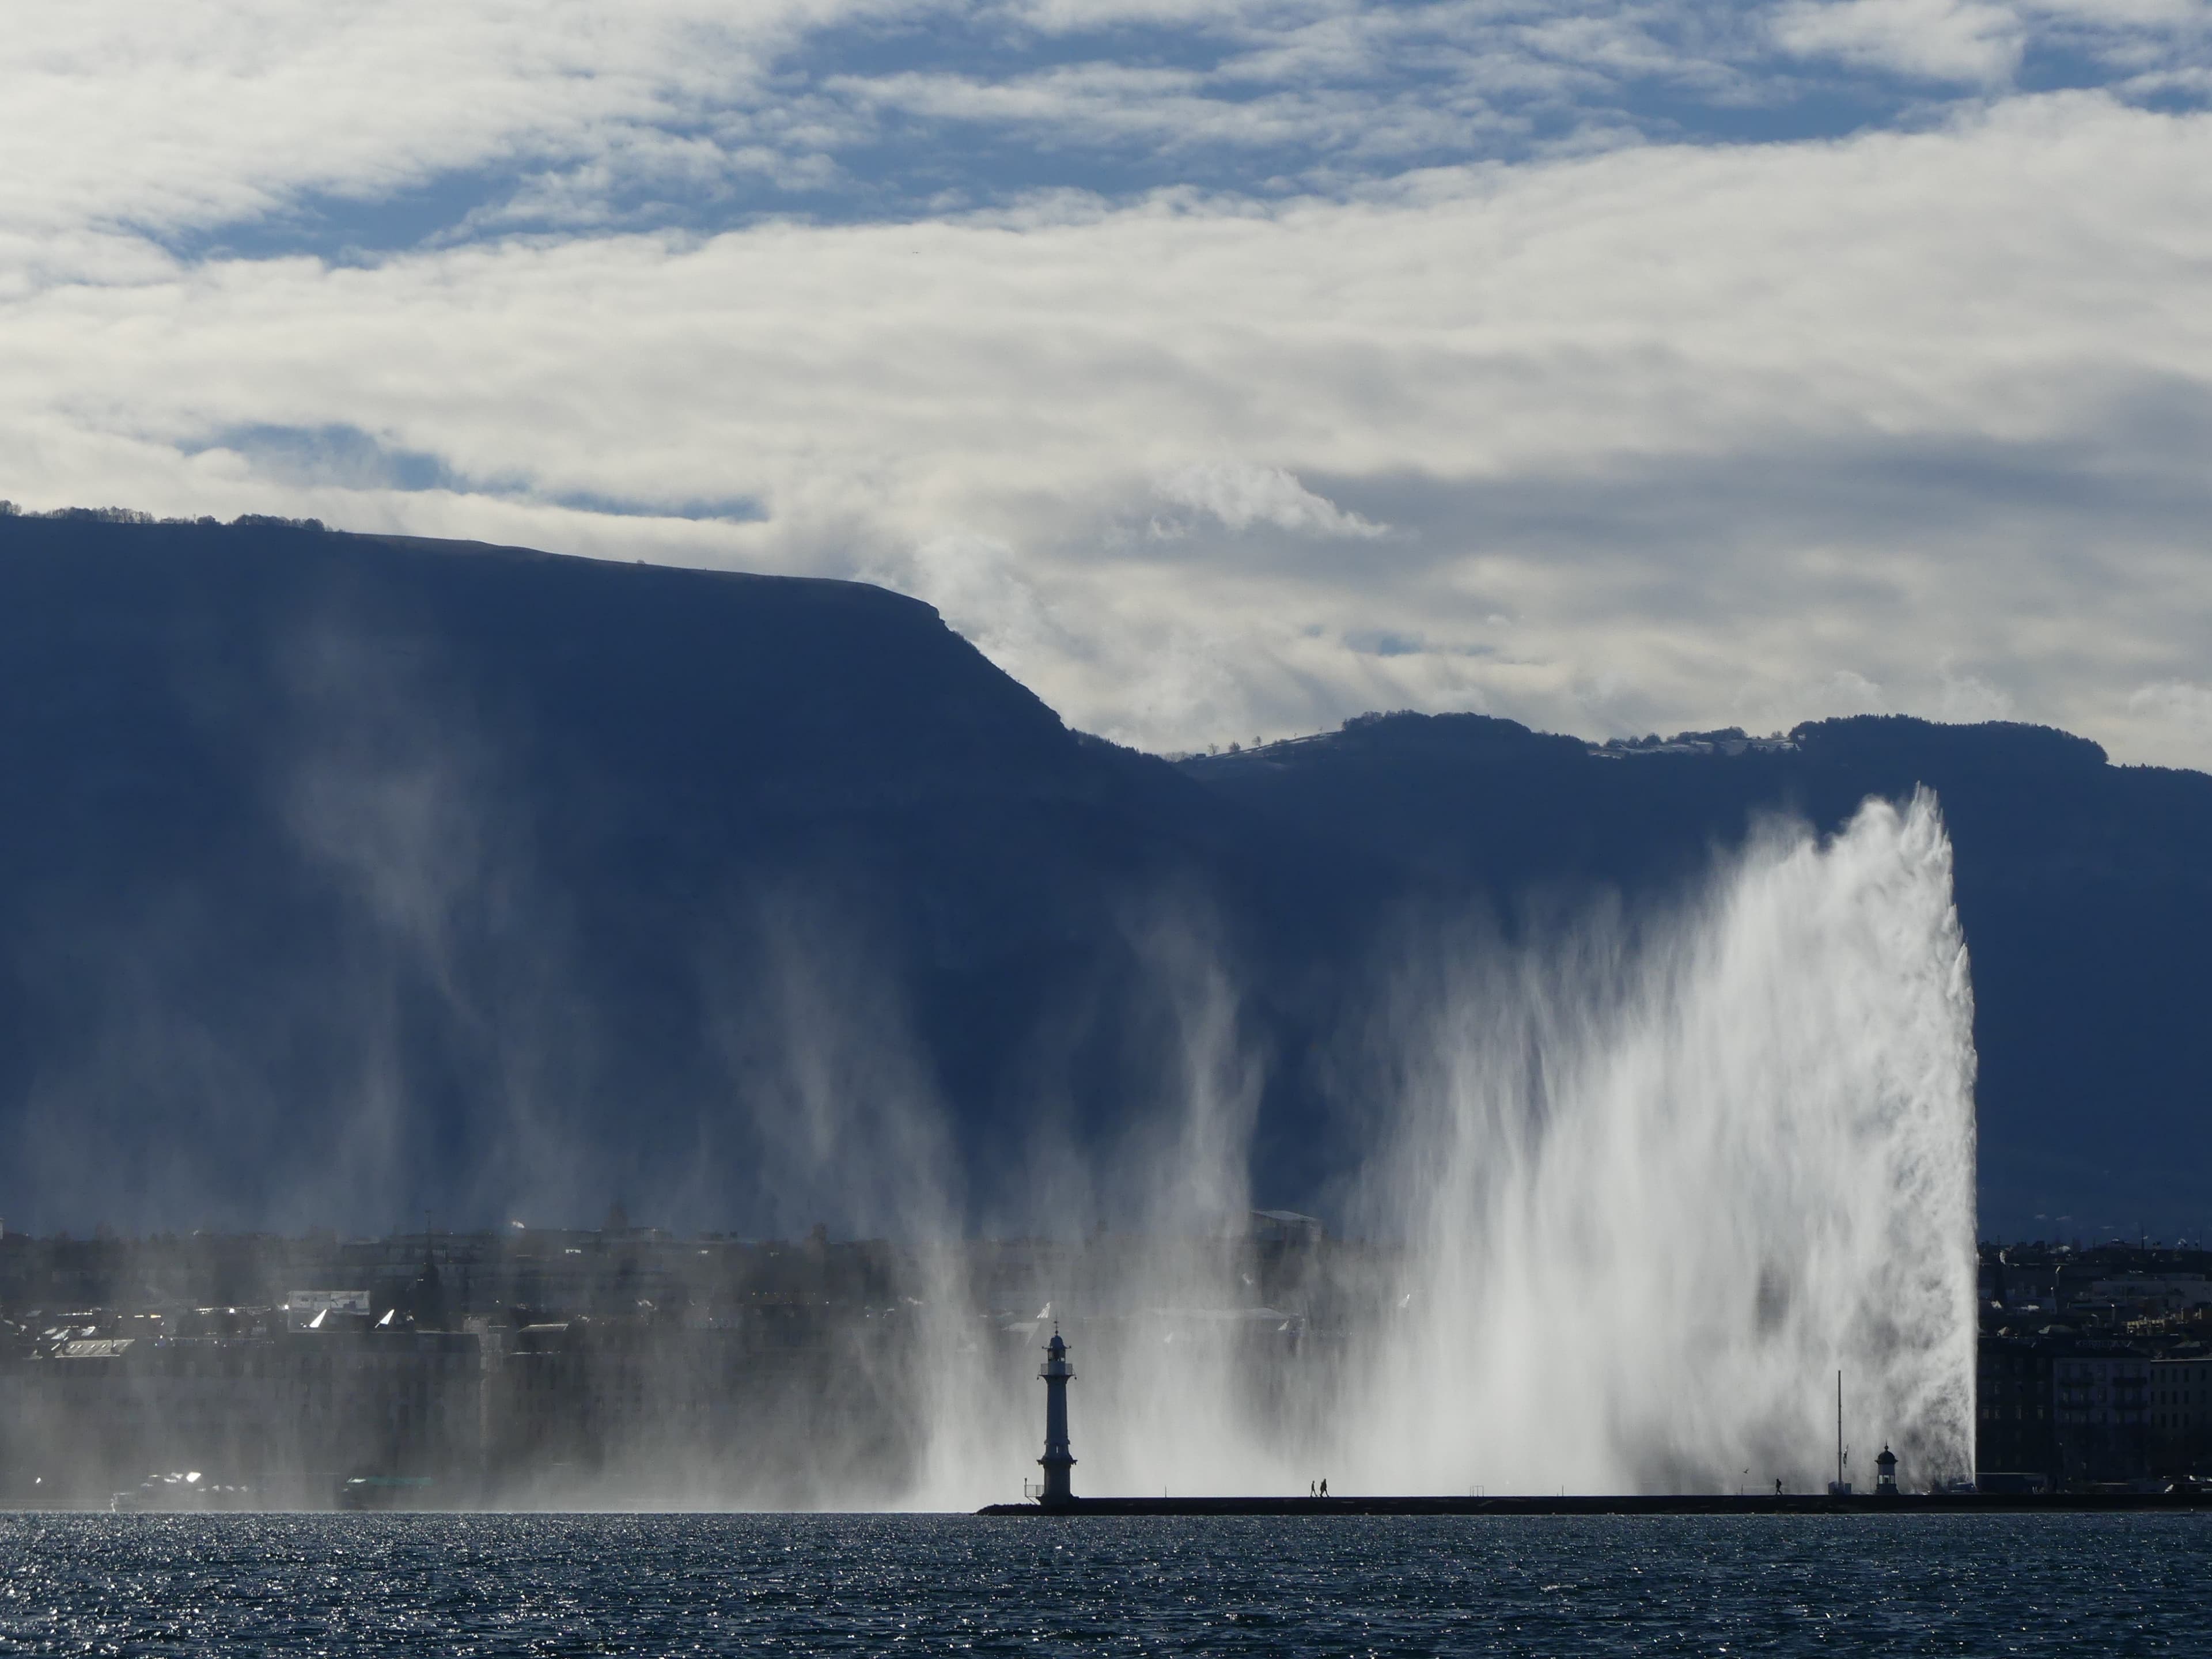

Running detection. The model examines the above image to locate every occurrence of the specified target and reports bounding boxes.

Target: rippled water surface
[3,1513,2209,1654]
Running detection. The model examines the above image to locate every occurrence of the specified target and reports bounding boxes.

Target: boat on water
[109,1471,254,1513]
[336,1474,438,1510]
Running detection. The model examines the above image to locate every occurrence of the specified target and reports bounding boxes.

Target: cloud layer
[4,2,2210,764]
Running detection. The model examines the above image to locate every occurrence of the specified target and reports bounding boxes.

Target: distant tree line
[0,502,328,531]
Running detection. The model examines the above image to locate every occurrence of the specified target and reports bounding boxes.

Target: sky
[3,1,2209,765]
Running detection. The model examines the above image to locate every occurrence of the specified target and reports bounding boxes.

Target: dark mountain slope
[0,514,1359,1235]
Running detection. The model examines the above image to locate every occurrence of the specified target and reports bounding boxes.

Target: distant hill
[0,513,2204,1240]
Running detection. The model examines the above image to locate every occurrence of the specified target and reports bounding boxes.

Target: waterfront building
[2150,1351,2212,1474]
[1976,1334,2060,1484]
[2053,1350,2153,1484]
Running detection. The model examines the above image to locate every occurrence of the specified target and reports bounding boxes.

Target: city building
[2053,1350,2153,1484]
[1976,1334,2059,1483]
[2150,1351,2212,1475]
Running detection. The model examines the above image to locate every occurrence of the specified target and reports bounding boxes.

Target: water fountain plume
[1332,790,1978,1494]
[919,789,1978,1506]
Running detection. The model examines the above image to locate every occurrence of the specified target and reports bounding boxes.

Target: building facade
[2052,1350,2153,1484]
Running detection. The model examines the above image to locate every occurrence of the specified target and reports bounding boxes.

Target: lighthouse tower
[1037,1327,1076,1508]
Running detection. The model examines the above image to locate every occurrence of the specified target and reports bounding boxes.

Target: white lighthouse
[1037,1327,1076,1507]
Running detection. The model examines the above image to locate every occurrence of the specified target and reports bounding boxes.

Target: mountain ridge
[1,513,2203,1240]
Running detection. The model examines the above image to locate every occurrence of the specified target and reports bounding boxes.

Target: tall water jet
[937,789,1978,1505]
[1333,789,1978,1494]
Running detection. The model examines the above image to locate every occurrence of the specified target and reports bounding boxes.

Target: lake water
[3,1512,2208,1654]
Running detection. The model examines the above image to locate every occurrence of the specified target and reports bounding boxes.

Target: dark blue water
[2,1513,2208,1654]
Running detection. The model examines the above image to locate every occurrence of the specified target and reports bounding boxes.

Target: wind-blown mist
[0,724,1976,1506]
[906,790,1977,1506]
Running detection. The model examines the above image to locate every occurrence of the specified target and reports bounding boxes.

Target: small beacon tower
[1037,1327,1076,1508]
[1876,1445,1899,1495]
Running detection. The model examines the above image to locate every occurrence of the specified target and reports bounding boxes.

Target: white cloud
[4,0,2203,270]
[5,4,2212,768]
[1155,463,1384,537]
[1936,664,2016,722]
[877,531,1086,687]
[2130,680,2212,728]
[2119,680,2212,771]
[1824,671,1890,713]
[1771,0,2028,83]
[0,3,816,240]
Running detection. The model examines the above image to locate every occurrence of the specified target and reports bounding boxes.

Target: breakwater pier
[984,1330,2212,1518]
[979,1491,2212,1517]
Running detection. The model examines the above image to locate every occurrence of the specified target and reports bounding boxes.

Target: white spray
[914,790,1978,1503]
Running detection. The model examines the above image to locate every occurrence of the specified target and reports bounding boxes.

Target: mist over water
[2,774,1976,1509]
[902,791,1978,1508]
